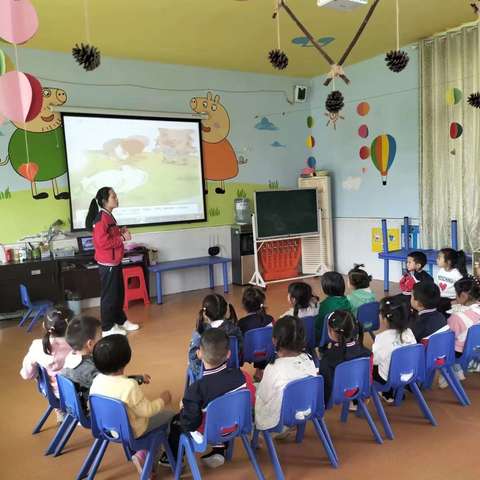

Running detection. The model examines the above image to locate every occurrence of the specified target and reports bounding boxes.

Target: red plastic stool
[122,266,150,310]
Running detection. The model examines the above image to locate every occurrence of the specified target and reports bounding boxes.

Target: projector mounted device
[317,0,368,11]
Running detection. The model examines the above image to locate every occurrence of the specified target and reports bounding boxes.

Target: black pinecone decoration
[325,90,344,114]
[268,49,289,70]
[467,92,480,108]
[72,43,101,71]
[385,50,410,73]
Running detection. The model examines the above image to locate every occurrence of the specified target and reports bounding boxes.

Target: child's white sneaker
[452,364,466,381]
[438,374,448,389]
[102,325,127,337]
[201,449,225,469]
[122,320,140,331]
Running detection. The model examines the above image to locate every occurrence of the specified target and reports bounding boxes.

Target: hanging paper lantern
[306,135,316,148]
[306,116,314,128]
[358,124,369,138]
[0,0,39,44]
[357,102,370,116]
[17,162,39,181]
[446,87,463,106]
[307,156,316,169]
[450,122,463,139]
[385,50,410,73]
[359,146,370,160]
[370,134,397,185]
[268,49,289,70]
[72,43,101,71]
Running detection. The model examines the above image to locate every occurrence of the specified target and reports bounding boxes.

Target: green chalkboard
[254,189,319,239]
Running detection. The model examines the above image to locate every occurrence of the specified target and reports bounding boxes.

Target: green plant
[268,180,279,190]
[236,188,247,198]
[0,187,11,200]
[208,207,221,217]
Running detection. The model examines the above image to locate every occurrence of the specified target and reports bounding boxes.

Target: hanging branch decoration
[324,90,345,129]
[72,0,101,71]
[467,4,480,108]
[471,2,480,15]
[385,0,409,73]
[278,0,381,86]
[269,1,289,70]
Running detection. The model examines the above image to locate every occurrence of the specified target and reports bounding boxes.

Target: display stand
[249,213,325,288]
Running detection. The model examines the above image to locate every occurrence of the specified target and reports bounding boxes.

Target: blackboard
[254,189,319,239]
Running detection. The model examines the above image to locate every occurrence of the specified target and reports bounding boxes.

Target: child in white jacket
[255,315,317,431]
[372,297,416,402]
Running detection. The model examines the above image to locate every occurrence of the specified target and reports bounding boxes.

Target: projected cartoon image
[1,87,70,200]
[190,91,238,194]
[63,115,205,229]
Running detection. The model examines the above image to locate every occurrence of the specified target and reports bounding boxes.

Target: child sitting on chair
[436,248,468,315]
[315,272,352,342]
[346,264,376,317]
[188,294,242,380]
[372,297,417,403]
[410,282,446,342]
[441,277,480,386]
[160,329,255,470]
[62,315,102,412]
[318,310,371,407]
[255,316,317,432]
[398,251,433,299]
[20,306,73,420]
[282,282,320,318]
[90,335,174,476]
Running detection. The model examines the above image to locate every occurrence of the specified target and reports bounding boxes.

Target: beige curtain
[420,24,480,252]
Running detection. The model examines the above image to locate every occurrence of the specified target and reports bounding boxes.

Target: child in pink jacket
[20,307,73,416]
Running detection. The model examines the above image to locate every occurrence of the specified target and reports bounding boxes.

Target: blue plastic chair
[32,365,60,435]
[424,330,470,406]
[318,314,335,348]
[18,284,53,332]
[252,376,338,479]
[174,389,264,480]
[243,327,274,365]
[372,344,437,439]
[458,324,480,374]
[357,302,380,341]
[89,394,176,480]
[327,357,384,444]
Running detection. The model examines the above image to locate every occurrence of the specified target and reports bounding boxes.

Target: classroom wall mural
[0,47,310,243]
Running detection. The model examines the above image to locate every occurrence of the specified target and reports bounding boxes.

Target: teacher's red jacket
[92,209,124,266]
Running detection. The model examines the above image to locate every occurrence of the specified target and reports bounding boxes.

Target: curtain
[420,24,480,252]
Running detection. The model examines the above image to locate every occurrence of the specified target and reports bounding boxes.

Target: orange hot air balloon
[370,134,396,186]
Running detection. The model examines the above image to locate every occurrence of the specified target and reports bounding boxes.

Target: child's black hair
[321,271,346,297]
[242,286,271,322]
[85,186,112,231]
[412,282,440,310]
[200,328,230,367]
[196,293,238,334]
[93,334,131,374]
[327,310,359,347]
[272,315,306,354]
[287,281,318,317]
[42,306,74,355]
[379,296,410,342]
[439,248,468,277]
[407,251,427,269]
[66,315,101,351]
[348,264,372,289]
[454,276,480,302]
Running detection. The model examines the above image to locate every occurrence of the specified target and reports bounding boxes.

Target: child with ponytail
[188,294,243,380]
[372,297,417,402]
[347,264,376,316]
[283,281,319,318]
[318,310,371,405]
[20,307,73,417]
[436,248,468,314]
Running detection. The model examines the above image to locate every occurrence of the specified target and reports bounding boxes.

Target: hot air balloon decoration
[370,134,397,186]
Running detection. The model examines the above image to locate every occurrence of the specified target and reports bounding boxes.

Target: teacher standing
[85,187,139,336]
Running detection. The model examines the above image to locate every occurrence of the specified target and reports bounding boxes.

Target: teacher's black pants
[99,264,127,331]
